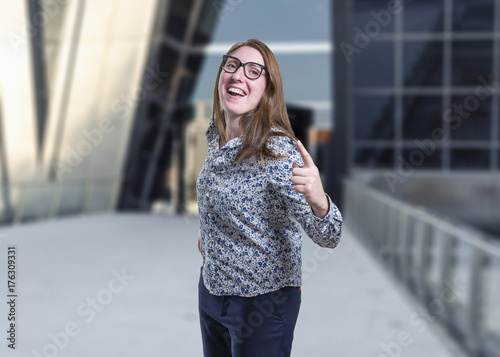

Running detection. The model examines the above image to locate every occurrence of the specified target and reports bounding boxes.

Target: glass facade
[118,0,220,212]
[332,2,500,355]
[348,0,499,172]
[0,0,219,224]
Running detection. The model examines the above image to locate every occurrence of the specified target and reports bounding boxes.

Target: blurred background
[0,0,499,356]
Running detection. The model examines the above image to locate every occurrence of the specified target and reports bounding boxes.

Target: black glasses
[222,55,267,80]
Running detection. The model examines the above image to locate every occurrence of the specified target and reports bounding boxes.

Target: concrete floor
[0,213,467,357]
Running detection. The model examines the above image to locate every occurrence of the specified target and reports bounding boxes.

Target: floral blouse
[197,121,343,297]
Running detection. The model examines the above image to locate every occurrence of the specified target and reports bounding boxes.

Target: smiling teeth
[228,88,245,96]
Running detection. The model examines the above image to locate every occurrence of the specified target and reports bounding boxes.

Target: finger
[292,166,311,177]
[292,162,301,169]
[293,183,310,195]
[291,176,312,186]
[296,140,314,168]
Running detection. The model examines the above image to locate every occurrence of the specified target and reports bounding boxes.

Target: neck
[224,114,241,141]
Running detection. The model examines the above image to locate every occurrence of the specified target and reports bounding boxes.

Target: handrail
[0,179,121,225]
[344,178,500,357]
[346,179,500,258]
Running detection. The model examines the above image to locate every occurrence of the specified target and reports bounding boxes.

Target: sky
[192,0,333,127]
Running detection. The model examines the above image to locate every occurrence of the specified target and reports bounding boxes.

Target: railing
[344,179,500,357]
[0,178,121,225]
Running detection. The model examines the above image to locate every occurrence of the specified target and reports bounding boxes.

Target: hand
[197,230,204,264]
[291,140,329,218]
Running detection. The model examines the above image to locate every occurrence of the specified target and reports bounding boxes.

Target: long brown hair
[212,39,296,163]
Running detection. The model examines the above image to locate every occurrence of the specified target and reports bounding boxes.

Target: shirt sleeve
[267,137,343,248]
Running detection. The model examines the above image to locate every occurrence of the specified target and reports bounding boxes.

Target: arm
[269,139,343,248]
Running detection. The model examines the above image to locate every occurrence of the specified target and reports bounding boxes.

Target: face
[218,46,267,122]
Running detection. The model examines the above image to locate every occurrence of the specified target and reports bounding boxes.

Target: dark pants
[198,269,301,357]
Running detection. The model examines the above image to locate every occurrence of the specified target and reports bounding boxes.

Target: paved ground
[0,213,468,357]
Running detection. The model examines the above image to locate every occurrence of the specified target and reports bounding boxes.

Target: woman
[197,39,342,357]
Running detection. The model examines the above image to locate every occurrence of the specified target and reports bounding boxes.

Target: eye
[225,60,238,69]
[247,64,261,76]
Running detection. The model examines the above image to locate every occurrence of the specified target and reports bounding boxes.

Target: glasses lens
[222,56,264,79]
[223,57,240,73]
[245,63,262,79]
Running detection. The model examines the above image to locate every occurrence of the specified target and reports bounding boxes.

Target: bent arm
[268,142,343,248]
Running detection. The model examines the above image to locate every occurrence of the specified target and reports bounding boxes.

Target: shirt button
[206,192,210,197]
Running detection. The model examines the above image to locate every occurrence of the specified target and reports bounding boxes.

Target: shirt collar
[205,120,218,142]
[206,120,242,150]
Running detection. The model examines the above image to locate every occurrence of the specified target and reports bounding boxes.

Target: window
[354,95,394,140]
[453,0,495,32]
[452,41,493,86]
[353,42,394,87]
[353,0,395,34]
[403,0,444,32]
[450,149,490,169]
[402,96,442,140]
[402,148,442,169]
[403,41,443,87]
[355,147,394,168]
[450,96,491,140]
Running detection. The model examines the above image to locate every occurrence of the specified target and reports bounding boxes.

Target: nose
[231,65,244,81]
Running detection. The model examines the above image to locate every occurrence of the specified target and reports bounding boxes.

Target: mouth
[227,87,247,97]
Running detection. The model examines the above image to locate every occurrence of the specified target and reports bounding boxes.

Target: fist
[291,140,329,218]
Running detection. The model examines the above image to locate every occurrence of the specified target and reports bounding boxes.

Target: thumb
[292,162,301,169]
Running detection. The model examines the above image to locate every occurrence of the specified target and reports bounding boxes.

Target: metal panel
[0,0,159,222]
[0,2,40,181]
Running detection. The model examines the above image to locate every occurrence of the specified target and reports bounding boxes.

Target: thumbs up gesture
[291,140,330,219]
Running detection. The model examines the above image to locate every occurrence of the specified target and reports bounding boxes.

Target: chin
[223,105,246,118]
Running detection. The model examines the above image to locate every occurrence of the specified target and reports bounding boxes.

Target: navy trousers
[199,269,301,357]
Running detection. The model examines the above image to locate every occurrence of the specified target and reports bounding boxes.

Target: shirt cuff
[310,193,342,223]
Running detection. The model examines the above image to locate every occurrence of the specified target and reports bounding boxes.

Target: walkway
[0,214,467,356]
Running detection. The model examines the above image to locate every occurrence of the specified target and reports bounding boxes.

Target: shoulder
[267,132,299,158]
[205,120,218,142]
[266,133,303,171]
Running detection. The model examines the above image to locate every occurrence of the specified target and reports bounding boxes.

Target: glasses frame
[221,55,267,80]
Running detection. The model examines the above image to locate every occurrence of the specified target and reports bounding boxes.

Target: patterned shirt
[197,121,343,297]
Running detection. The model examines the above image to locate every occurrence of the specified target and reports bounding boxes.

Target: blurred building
[1,1,499,354]
[330,0,500,237]
[0,0,219,223]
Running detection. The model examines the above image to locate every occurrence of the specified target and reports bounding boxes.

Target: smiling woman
[212,39,295,162]
[196,39,343,357]
[217,46,269,147]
